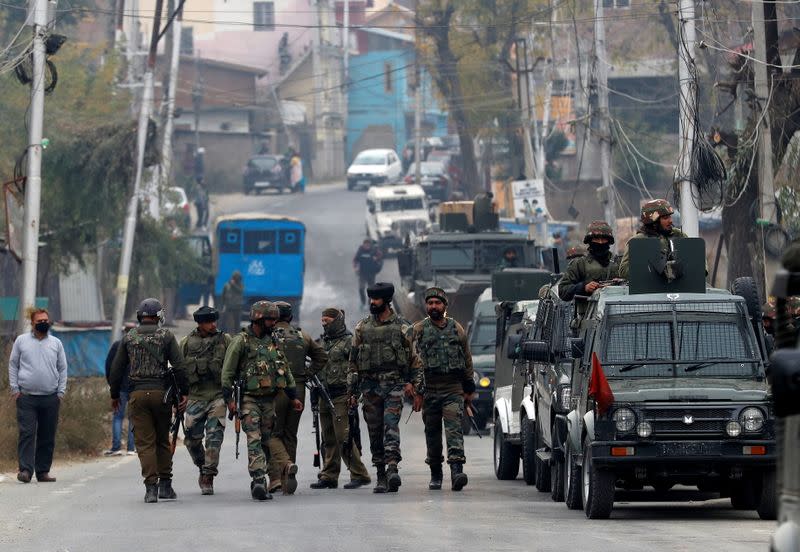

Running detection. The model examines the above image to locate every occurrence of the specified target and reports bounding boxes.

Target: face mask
[369,302,386,315]
[588,242,610,257]
[428,308,444,321]
[34,321,51,334]
[324,317,345,336]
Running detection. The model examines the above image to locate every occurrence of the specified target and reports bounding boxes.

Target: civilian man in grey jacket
[8,308,68,483]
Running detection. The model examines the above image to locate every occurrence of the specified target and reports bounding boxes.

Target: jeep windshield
[430,244,475,270]
[600,312,762,378]
[470,319,496,351]
[381,198,424,211]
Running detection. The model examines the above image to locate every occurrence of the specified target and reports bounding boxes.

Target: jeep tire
[520,416,536,486]
[534,416,551,492]
[582,440,615,519]
[564,438,582,510]
[757,469,777,520]
[493,426,520,481]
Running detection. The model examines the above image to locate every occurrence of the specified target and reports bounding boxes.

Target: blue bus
[214,213,306,316]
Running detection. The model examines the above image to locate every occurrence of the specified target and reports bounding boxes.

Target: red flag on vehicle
[588,352,614,416]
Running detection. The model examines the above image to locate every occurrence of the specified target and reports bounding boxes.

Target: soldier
[179,306,231,496]
[109,298,186,503]
[221,301,303,501]
[496,246,520,269]
[347,282,423,493]
[558,221,620,302]
[309,307,372,489]
[619,199,688,279]
[268,301,328,494]
[221,271,244,333]
[412,288,475,492]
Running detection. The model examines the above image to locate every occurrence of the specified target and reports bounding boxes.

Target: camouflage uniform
[268,320,327,489]
[619,199,688,279]
[109,323,185,489]
[179,328,231,481]
[558,221,619,302]
[412,317,474,467]
[348,311,422,474]
[311,314,370,486]
[222,309,297,497]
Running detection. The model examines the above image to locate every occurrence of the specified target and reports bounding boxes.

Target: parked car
[162,186,191,228]
[243,154,292,194]
[365,184,430,252]
[427,149,463,191]
[347,148,403,190]
[403,161,451,202]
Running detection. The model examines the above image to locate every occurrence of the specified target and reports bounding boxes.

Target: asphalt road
[0,184,774,551]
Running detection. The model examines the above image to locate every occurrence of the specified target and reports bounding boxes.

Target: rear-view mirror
[521,340,550,363]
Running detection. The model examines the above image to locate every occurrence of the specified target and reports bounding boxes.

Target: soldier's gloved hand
[412,393,423,412]
[178,395,188,413]
[585,281,601,294]
[111,398,120,413]
[403,383,415,398]
[463,392,476,407]
[348,395,358,408]
[292,399,304,412]
[227,401,237,419]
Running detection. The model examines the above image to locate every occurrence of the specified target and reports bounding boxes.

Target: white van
[366,185,431,251]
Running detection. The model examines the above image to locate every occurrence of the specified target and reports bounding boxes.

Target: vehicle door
[365,197,379,241]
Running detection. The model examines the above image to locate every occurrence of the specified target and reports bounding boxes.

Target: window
[219,229,241,254]
[384,62,393,92]
[180,26,194,55]
[430,246,475,270]
[380,198,424,212]
[254,2,275,31]
[278,229,302,254]
[470,320,496,350]
[602,0,630,7]
[244,230,276,254]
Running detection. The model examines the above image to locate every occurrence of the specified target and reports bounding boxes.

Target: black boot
[387,464,401,493]
[251,478,272,501]
[373,465,388,494]
[310,478,338,489]
[343,478,371,489]
[144,484,158,503]
[429,464,443,490]
[158,478,177,500]
[451,463,468,491]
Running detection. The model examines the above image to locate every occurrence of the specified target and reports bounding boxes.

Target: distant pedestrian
[290,150,305,193]
[8,308,68,483]
[194,177,209,229]
[353,239,383,307]
[221,271,244,333]
[103,337,135,457]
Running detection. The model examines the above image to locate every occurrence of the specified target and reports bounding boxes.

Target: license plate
[254,181,273,188]
[658,442,721,456]
[358,180,371,186]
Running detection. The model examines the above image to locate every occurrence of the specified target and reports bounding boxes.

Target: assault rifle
[465,404,482,439]
[163,367,185,454]
[228,379,243,460]
[345,401,363,462]
[305,375,341,467]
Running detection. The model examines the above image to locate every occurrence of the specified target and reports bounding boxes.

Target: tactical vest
[276,325,307,379]
[241,332,290,394]
[418,318,466,375]
[357,316,408,373]
[184,331,227,386]
[126,327,168,380]
[322,333,352,388]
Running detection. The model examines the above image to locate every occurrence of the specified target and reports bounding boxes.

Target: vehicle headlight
[559,385,571,408]
[479,376,491,388]
[740,407,765,432]
[637,421,652,438]
[726,421,742,437]
[613,407,636,433]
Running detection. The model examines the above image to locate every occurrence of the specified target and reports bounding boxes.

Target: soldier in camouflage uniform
[558,221,620,302]
[411,288,475,492]
[221,301,303,501]
[347,282,423,493]
[619,199,688,279]
[309,307,371,490]
[268,301,328,494]
[110,298,186,503]
[179,306,231,496]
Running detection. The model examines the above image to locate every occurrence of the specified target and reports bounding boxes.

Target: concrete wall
[174,131,260,192]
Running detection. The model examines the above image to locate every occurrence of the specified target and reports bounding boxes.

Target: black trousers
[16,393,60,476]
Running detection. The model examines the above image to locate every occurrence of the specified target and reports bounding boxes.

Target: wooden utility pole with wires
[593,0,615,232]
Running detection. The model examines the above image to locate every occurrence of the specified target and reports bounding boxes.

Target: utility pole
[676,0,699,237]
[111,0,164,340]
[593,0,615,231]
[17,0,49,331]
[752,0,777,225]
[159,2,182,194]
[414,0,422,184]
[192,52,202,156]
[516,37,536,181]
[343,0,349,87]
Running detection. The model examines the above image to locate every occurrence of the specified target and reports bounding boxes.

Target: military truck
[396,197,545,326]
[561,238,776,519]
[466,287,498,433]
[490,269,552,481]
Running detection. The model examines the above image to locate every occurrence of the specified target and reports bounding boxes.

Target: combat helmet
[424,287,448,305]
[583,220,615,245]
[136,298,164,323]
[250,300,278,321]
[274,301,293,321]
[193,305,219,324]
[640,199,674,225]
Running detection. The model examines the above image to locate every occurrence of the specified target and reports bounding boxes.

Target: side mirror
[520,340,550,363]
[570,337,585,359]
[368,205,376,214]
[506,334,522,360]
[770,349,800,417]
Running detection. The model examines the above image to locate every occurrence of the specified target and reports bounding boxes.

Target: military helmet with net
[583,220,615,245]
[250,300,278,321]
[640,198,674,225]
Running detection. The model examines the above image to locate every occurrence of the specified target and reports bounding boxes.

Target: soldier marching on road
[221,301,303,501]
[347,282,423,494]
[309,307,371,490]
[268,301,328,494]
[109,298,187,503]
[179,306,231,496]
[411,288,475,491]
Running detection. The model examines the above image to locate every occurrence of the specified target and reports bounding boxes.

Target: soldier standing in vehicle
[179,306,231,496]
[496,246,520,269]
[558,221,620,301]
[618,199,688,279]
[222,301,303,501]
[109,298,187,504]
[347,282,423,493]
[309,307,372,490]
[411,288,475,492]
[221,271,244,333]
[267,301,327,494]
